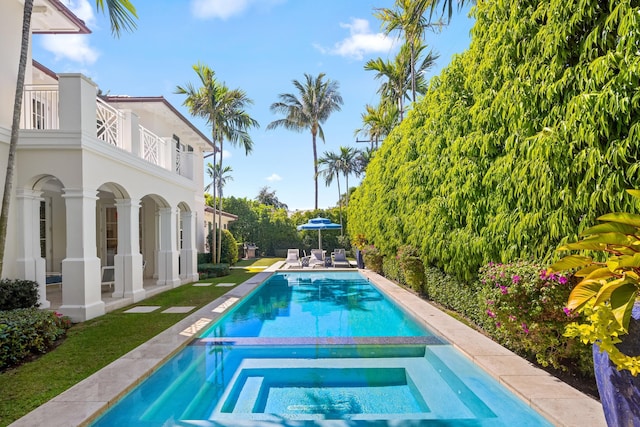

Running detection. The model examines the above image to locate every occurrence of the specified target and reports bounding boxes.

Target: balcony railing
[20,85,59,130]
[20,84,193,178]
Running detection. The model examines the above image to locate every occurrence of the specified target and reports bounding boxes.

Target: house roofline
[104,96,214,150]
[33,59,58,80]
[205,206,238,220]
[37,0,92,34]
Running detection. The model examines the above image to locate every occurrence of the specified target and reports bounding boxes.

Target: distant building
[203,207,238,252]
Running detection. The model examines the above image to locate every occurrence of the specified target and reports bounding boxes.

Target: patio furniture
[309,249,325,268]
[284,249,301,268]
[332,249,351,268]
[101,266,115,291]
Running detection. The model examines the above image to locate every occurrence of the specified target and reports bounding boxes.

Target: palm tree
[176,64,258,263]
[0,0,137,275]
[256,186,288,210]
[318,151,344,233]
[338,146,357,208]
[212,88,258,264]
[205,163,233,196]
[376,0,443,104]
[267,73,344,209]
[356,102,400,149]
[354,147,376,177]
[414,0,471,24]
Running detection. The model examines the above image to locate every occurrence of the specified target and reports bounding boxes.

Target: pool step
[232,376,264,413]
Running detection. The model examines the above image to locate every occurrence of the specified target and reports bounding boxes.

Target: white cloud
[40,34,99,65]
[221,149,232,161]
[60,0,96,26]
[315,18,397,60]
[190,0,251,20]
[266,173,282,182]
[41,0,98,64]
[190,0,286,20]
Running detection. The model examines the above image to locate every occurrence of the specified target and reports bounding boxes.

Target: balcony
[20,77,194,180]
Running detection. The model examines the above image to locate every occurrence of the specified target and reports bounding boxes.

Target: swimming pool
[90,271,553,426]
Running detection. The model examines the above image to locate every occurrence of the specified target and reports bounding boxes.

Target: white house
[1,1,215,321]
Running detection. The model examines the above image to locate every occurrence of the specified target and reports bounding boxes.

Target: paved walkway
[10,263,605,427]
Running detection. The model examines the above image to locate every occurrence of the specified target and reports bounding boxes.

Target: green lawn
[0,261,275,426]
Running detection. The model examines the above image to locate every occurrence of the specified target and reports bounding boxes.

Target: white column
[57,74,98,137]
[15,189,48,308]
[114,199,145,301]
[157,207,180,287]
[180,211,198,282]
[59,188,104,322]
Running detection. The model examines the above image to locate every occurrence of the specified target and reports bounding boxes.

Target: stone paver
[161,306,196,314]
[215,282,235,287]
[123,305,160,313]
[192,282,212,287]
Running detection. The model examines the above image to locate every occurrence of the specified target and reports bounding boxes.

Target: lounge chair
[101,266,115,291]
[332,249,351,268]
[285,249,301,268]
[308,249,325,268]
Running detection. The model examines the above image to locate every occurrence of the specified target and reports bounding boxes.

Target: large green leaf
[548,255,592,272]
[594,276,635,307]
[567,280,605,310]
[584,266,616,281]
[626,189,640,200]
[609,284,638,330]
[574,264,603,277]
[581,222,639,237]
[597,213,640,228]
[607,253,640,271]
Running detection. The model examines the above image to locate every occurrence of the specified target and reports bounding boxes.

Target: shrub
[362,245,383,274]
[398,245,425,293]
[479,260,592,374]
[207,229,239,265]
[0,279,40,311]
[197,263,230,278]
[382,256,405,286]
[0,308,71,370]
[422,267,484,325]
[197,252,211,264]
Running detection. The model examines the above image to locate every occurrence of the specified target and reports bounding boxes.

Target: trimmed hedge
[197,263,230,279]
[0,308,71,370]
[0,279,39,311]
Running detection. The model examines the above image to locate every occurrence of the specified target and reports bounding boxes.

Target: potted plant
[548,190,640,425]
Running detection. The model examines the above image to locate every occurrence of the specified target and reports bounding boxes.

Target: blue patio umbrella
[296,217,342,251]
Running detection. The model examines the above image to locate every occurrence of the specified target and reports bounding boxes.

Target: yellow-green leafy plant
[548,190,640,375]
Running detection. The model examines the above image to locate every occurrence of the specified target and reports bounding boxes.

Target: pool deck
[10,263,606,427]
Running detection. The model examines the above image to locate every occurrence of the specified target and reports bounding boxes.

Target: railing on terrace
[20,85,193,179]
[21,85,60,130]
[140,125,165,168]
[96,97,123,147]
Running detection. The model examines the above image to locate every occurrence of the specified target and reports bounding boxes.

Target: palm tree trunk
[0,0,34,275]
[211,132,217,264]
[312,132,319,210]
[410,40,416,103]
[336,171,343,236]
[217,140,223,264]
[345,173,350,208]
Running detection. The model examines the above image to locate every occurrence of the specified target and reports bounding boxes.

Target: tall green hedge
[348,0,640,280]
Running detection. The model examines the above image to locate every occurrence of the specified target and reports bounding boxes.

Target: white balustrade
[96,97,123,147]
[21,85,59,130]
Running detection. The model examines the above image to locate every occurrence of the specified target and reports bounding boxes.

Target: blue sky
[33,0,475,211]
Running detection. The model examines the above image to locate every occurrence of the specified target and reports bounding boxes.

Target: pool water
[200,271,429,338]
[91,272,553,426]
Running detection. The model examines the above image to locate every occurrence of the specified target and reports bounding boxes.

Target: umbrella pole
[318,230,322,251]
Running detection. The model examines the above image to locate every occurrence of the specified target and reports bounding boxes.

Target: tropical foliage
[548,190,640,374]
[348,0,640,282]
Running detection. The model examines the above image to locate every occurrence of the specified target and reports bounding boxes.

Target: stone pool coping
[10,264,606,427]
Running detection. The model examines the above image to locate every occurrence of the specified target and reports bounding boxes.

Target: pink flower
[521,323,529,334]
[495,322,502,328]
[563,307,572,316]
[487,309,496,318]
[512,275,521,284]
[487,300,494,305]
[539,270,548,280]
[558,276,568,285]
[509,315,516,322]
[500,285,508,295]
